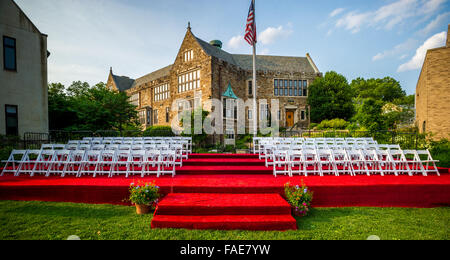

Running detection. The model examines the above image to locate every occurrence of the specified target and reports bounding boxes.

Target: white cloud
[227,35,246,50]
[372,38,418,61]
[333,0,447,33]
[259,25,293,45]
[336,12,371,33]
[330,8,345,17]
[397,31,446,72]
[418,12,450,36]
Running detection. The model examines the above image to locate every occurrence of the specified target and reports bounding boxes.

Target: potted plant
[284,181,313,217]
[129,181,160,215]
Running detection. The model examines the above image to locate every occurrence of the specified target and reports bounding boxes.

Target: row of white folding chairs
[271,148,439,177]
[1,149,177,178]
[258,143,396,163]
[58,143,189,160]
[70,140,192,154]
[253,137,376,154]
[44,143,186,165]
[82,137,192,151]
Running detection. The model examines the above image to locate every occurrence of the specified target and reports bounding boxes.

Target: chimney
[447,24,450,47]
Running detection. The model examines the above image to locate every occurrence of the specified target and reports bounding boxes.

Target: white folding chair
[415,150,440,176]
[128,150,146,177]
[78,150,101,177]
[389,150,411,176]
[332,149,353,176]
[301,149,320,177]
[47,150,71,177]
[112,150,131,177]
[317,149,336,176]
[31,149,56,177]
[361,149,383,176]
[96,150,116,178]
[65,150,86,177]
[289,150,303,176]
[347,149,369,176]
[1,150,28,176]
[16,150,41,176]
[143,150,161,177]
[91,144,106,151]
[160,150,176,177]
[272,150,290,177]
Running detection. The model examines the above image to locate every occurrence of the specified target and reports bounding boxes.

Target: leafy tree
[353,98,386,132]
[47,82,139,132]
[180,108,210,147]
[351,77,406,103]
[307,71,355,123]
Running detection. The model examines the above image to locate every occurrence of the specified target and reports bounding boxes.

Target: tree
[351,77,406,103]
[307,71,355,123]
[47,81,139,131]
[353,98,386,132]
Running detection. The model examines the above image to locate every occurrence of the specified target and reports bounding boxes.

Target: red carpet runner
[151,193,297,230]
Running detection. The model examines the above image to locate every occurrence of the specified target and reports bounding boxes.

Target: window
[154,83,170,102]
[178,70,200,93]
[129,93,140,107]
[248,81,253,96]
[166,107,170,123]
[3,36,16,71]
[5,105,18,136]
[138,110,146,125]
[260,104,269,121]
[154,110,158,124]
[274,79,278,96]
[146,109,152,125]
[184,50,194,62]
[303,81,308,96]
[301,110,306,121]
[226,130,235,140]
[248,109,252,120]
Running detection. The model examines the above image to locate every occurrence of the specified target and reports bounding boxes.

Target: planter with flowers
[128,181,160,215]
[284,181,313,217]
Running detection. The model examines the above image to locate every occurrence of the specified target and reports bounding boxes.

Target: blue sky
[16,0,450,94]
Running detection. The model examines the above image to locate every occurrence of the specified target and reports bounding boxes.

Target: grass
[0,200,449,240]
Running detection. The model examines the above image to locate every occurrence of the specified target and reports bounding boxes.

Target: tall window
[129,93,140,107]
[146,109,152,125]
[301,110,306,121]
[248,81,253,96]
[5,105,18,136]
[138,110,146,125]
[154,110,158,124]
[274,79,278,96]
[303,81,308,96]
[166,107,170,123]
[154,83,169,102]
[3,36,16,71]
[184,50,194,62]
[178,70,200,93]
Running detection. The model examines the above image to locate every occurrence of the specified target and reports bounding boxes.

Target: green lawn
[0,200,448,240]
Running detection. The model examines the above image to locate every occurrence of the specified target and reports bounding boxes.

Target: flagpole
[252,0,257,138]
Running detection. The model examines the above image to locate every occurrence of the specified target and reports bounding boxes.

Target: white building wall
[0,0,48,137]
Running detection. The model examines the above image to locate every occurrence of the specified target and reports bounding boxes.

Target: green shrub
[316,118,350,130]
[143,126,175,137]
[128,181,160,206]
[0,146,14,167]
[429,139,450,168]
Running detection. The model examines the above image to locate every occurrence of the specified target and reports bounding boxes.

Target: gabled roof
[232,54,316,73]
[132,65,172,88]
[194,36,237,66]
[223,83,238,99]
[112,74,135,92]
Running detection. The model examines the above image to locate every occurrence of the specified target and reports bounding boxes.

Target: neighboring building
[0,0,49,137]
[107,24,321,144]
[415,25,450,140]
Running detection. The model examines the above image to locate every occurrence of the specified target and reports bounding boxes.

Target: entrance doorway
[286,111,294,128]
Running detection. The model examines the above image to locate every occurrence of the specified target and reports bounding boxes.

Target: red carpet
[151,193,297,230]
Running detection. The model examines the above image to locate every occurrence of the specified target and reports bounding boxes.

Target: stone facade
[415,25,450,140]
[0,0,49,137]
[107,25,322,144]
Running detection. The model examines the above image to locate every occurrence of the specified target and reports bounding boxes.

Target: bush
[284,181,313,217]
[143,126,175,137]
[429,139,450,168]
[128,181,160,206]
[316,118,349,130]
[0,146,14,167]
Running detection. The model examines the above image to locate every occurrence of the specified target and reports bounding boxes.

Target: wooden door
[286,111,294,128]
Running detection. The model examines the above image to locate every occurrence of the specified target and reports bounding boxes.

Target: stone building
[415,25,450,140]
[107,24,321,144]
[0,0,49,137]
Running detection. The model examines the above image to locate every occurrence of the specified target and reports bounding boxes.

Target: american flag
[245,0,257,46]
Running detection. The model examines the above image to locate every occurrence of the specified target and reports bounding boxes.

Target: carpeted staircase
[151,154,297,231]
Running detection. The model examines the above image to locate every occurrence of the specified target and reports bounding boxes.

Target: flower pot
[292,207,308,217]
[135,204,151,215]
